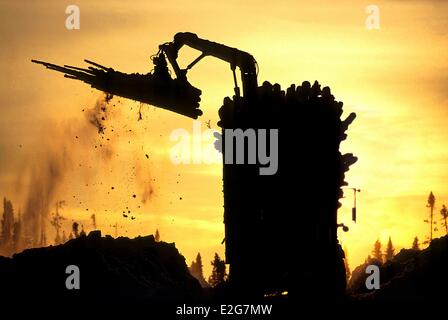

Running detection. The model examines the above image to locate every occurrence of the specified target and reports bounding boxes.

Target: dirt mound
[0,231,202,304]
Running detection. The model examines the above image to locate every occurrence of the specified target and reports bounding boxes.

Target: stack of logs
[218,80,357,300]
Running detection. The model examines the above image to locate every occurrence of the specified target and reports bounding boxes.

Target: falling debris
[85,95,112,134]
[91,214,97,229]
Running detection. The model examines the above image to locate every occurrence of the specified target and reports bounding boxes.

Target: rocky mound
[0,231,202,304]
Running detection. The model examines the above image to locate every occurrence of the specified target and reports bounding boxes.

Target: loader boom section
[161,32,258,97]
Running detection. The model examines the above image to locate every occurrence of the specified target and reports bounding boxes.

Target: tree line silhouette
[0,197,94,255]
[0,196,164,256]
[345,191,448,289]
[425,191,448,243]
[189,252,227,288]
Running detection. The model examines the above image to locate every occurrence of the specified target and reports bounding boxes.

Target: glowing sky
[1,0,448,276]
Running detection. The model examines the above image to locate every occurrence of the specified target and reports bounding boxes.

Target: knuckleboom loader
[33,32,357,299]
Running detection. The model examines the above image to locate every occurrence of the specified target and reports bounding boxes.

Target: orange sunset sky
[1,0,448,277]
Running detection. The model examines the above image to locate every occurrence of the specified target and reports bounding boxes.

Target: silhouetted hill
[348,235,448,301]
[0,231,202,305]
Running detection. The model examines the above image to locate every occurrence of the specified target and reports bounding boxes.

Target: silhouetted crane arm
[160,32,258,98]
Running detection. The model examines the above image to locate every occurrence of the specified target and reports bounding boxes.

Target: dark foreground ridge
[349,235,448,302]
[1,231,447,317]
[0,231,202,305]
